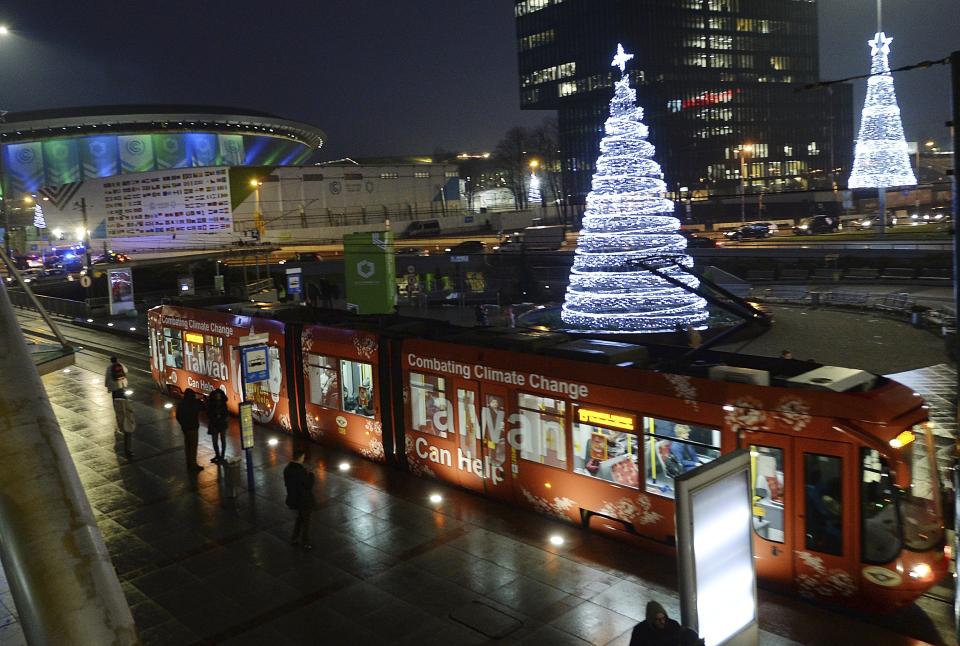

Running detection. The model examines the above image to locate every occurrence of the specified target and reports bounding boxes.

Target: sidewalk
[0,347,951,645]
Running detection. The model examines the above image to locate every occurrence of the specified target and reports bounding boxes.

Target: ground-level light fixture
[429,493,443,504]
[267,438,279,447]
[549,535,564,547]
[163,403,174,410]
[338,462,350,472]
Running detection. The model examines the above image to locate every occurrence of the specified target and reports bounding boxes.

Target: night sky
[0,1,957,160]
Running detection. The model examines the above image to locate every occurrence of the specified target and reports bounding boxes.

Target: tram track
[16,310,151,373]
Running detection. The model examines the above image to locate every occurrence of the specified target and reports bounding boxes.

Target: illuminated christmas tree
[527,172,541,205]
[561,44,707,333]
[848,31,916,189]
[33,203,46,230]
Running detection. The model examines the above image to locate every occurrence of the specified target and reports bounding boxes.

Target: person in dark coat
[206,389,229,463]
[628,601,681,646]
[176,389,203,473]
[283,448,316,550]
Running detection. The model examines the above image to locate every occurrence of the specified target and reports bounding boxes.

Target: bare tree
[493,126,531,211]
[528,118,569,224]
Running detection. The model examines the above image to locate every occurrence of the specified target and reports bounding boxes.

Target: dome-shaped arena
[0,104,325,196]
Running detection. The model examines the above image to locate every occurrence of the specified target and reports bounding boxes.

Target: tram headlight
[908,563,932,580]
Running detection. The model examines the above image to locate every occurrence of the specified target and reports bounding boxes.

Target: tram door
[748,434,793,590]
[453,381,511,499]
[792,438,855,590]
[453,380,487,494]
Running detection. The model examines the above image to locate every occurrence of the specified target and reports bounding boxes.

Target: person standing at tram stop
[112,388,136,458]
[284,447,316,551]
[104,356,128,394]
[176,389,204,473]
[206,389,229,464]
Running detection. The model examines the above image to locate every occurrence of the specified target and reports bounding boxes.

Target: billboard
[343,231,395,314]
[108,268,135,316]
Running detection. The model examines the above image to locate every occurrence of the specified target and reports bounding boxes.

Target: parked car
[294,252,323,262]
[679,230,716,248]
[92,251,131,264]
[793,215,839,235]
[856,215,897,230]
[395,246,430,256]
[723,223,772,241]
[444,240,485,255]
[751,221,779,234]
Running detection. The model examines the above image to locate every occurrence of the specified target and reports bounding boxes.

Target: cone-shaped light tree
[561,44,707,333]
[848,31,916,189]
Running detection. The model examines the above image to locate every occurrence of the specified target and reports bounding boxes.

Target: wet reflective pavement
[0,351,953,645]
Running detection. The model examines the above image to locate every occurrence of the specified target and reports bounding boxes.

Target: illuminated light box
[675,449,758,646]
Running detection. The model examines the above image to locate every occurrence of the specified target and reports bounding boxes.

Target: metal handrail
[0,282,137,644]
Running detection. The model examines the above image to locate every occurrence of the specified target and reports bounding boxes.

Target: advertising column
[343,231,395,314]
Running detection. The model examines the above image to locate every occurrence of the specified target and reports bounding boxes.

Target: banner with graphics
[118,135,155,173]
[108,267,135,316]
[153,134,189,169]
[4,142,45,195]
[42,139,81,186]
[218,134,245,166]
[79,136,119,179]
[343,231,395,314]
[187,133,219,167]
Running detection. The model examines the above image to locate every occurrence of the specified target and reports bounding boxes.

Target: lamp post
[739,144,753,223]
[250,178,264,240]
[0,25,9,257]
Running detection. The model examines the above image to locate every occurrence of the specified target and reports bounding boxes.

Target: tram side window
[861,448,902,564]
[182,332,207,375]
[410,372,449,436]
[517,393,567,469]
[307,354,340,410]
[341,360,374,418]
[804,453,843,556]
[572,406,639,488]
[643,417,720,498]
[163,328,183,369]
[750,446,785,543]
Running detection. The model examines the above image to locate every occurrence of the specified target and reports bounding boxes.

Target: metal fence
[5,289,89,318]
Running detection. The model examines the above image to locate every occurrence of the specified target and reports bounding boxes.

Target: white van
[403,220,441,238]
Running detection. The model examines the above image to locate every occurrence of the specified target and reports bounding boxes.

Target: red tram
[148,304,947,610]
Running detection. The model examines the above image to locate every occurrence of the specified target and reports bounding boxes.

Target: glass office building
[515,0,852,211]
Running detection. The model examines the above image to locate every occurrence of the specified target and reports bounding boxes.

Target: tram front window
[899,424,943,551]
[861,449,902,564]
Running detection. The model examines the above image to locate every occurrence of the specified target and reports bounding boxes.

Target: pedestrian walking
[206,388,229,463]
[284,447,316,550]
[112,388,136,457]
[104,356,128,394]
[176,388,203,473]
[627,601,681,646]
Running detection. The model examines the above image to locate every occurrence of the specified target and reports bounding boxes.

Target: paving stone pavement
[0,351,953,645]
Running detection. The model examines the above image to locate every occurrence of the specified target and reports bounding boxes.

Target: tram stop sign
[240,344,269,384]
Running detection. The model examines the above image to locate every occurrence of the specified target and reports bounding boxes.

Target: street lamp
[250,179,264,239]
[738,144,754,223]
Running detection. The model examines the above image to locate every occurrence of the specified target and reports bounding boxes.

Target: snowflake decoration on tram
[520,487,577,522]
[598,495,662,526]
[724,397,767,434]
[662,373,699,411]
[773,396,812,433]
